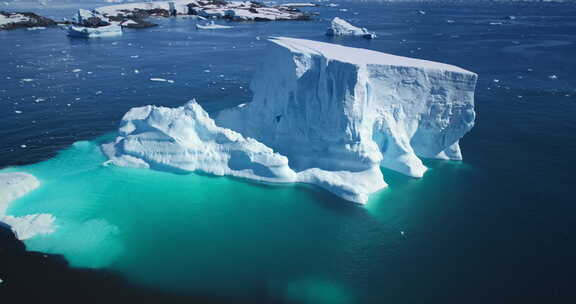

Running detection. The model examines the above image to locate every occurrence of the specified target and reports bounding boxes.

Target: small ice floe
[327,3,339,7]
[446,19,455,24]
[27,27,46,31]
[418,10,426,15]
[196,21,233,30]
[339,8,348,12]
[14,110,22,114]
[130,55,139,59]
[400,230,405,236]
[493,79,500,83]
[134,69,140,74]
[68,25,122,38]
[549,75,558,80]
[20,79,34,82]
[204,69,211,73]
[150,78,175,83]
[489,22,503,26]
[34,98,45,102]
[95,90,103,95]
[20,144,27,148]
[72,69,82,73]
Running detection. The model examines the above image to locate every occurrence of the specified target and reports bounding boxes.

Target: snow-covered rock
[106,38,477,204]
[67,24,122,38]
[326,17,376,39]
[95,0,311,22]
[0,11,56,30]
[0,172,54,240]
[76,8,111,27]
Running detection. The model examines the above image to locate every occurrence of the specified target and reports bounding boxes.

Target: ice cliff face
[106,38,477,204]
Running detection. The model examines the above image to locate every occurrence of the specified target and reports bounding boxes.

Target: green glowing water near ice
[4,136,473,303]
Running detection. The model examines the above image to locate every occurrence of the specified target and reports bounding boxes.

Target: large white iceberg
[326,17,376,39]
[0,172,54,240]
[105,37,477,204]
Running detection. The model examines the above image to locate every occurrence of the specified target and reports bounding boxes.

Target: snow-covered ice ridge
[0,172,55,240]
[105,38,477,204]
[96,0,311,22]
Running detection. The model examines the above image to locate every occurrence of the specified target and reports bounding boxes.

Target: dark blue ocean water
[1,1,576,303]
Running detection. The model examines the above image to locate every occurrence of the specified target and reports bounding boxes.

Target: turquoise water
[2,1,576,302]
[3,134,477,303]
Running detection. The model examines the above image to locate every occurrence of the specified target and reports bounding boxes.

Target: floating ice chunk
[150,78,174,83]
[20,78,33,82]
[27,26,46,30]
[72,68,82,73]
[196,21,233,30]
[326,17,376,39]
[549,75,558,80]
[67,24,122,38]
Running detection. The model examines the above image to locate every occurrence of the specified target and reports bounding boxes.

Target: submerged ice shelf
[0,172,54,240]
[104,37,477,204]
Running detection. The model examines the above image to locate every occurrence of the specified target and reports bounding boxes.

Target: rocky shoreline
[0,11,57,30]
[1,0,316,31]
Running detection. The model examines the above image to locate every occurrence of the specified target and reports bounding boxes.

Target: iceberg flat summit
[105,37,477,204]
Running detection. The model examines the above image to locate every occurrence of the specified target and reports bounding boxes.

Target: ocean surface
[1,1,575,303]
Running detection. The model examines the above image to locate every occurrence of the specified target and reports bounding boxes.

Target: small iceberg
[196,21,233,30]
[67,24,122,38]
[325,17,376,39]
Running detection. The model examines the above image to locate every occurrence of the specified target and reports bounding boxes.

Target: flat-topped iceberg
[326,17,376,39]
[105,38,477,203]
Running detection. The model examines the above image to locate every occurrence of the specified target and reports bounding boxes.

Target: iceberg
[105,38,477,204]
[196,21,233,30]
[0,172,54,240]
[67,24,122,38]
[102,100,298,182]
[326,17,376,39]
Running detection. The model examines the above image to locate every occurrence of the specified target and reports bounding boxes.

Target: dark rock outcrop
[0,11,57,30]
